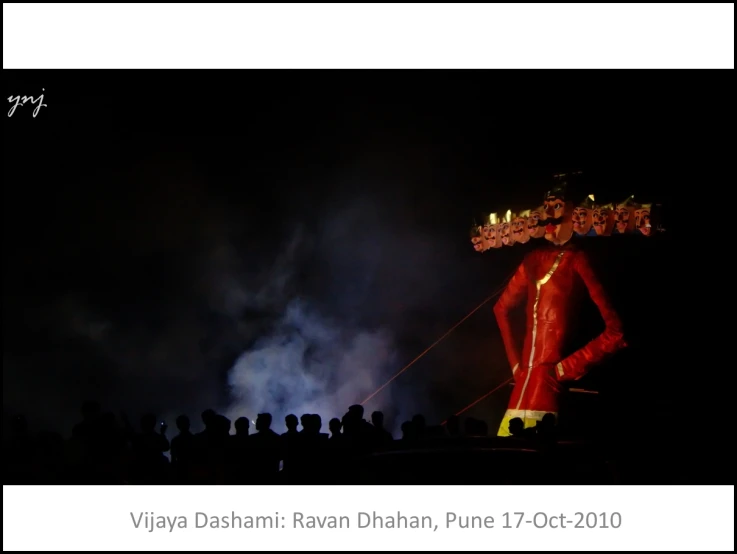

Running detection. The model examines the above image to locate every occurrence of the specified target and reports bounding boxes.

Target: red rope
[440,377,514,425]
[359,267,516,407]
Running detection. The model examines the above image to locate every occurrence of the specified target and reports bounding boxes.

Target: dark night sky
[2,70,726,436]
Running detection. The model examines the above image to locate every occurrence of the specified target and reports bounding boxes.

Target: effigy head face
[526,207,546,239]
[511,211,530,244]
[482,213,503,249]
[634,204,652,236]
[572,194,596,236]
[592,203,615,236]
[543,186,574,245]
[614,196,637,234]
[488,223,503,248]
[572,207,593,236]
[481,222,494,242]
[500,210,516,246]
[470,226,490,252]
[471,214,503,252]
[500,222,513,246]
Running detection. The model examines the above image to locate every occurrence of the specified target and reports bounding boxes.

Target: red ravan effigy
[469,175,660,435]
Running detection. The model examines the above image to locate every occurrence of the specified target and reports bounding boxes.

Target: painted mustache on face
[545,216,563,227]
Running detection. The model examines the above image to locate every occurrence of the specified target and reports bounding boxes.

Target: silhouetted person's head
[285,414,298,432]
[540,413,556,428]
[412,414,426,436]
[311,414,322,433]
[81,401,100,421]
[201,409,216,429]
[508,417,524,436]
[371,411,384,428]
[256,413,272,432]
[215,414,231,435]
[329,418,342,436]
[537,413,556,437]
[348,404,364,420]
[234,417,250,436]
[141,413,157,432]
[401,421,413,439]
[176,415,190,433]
[342,412,357,434]
[302,414,314,433]
[446,415,460,436]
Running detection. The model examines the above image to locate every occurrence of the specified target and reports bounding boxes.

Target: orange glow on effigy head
[614,195,637,234]
[466,176,663,250]
[482,213,503,249]
[543,185,574,245]
[512,210,531,244]
[572,194,596,236]
[500,210,516,246]
[591,203,615,236]
[480,213,496,246]
[469,221,490,252]
[470,230,488,252]
[634,203,653,236]
[526,206,545,239]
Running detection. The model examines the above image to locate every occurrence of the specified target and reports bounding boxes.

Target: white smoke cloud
[224,299,397,431]
[214,196,427,434]
[6,177,456,437]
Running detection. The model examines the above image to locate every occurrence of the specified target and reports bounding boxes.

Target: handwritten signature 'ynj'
[8,89,47,118]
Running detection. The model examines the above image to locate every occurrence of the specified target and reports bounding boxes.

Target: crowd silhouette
[4,401,616,485]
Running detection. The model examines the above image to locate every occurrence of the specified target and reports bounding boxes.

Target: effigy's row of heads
[470,183,661,252]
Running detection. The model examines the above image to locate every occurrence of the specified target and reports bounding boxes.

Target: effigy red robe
[493,243,627,435]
